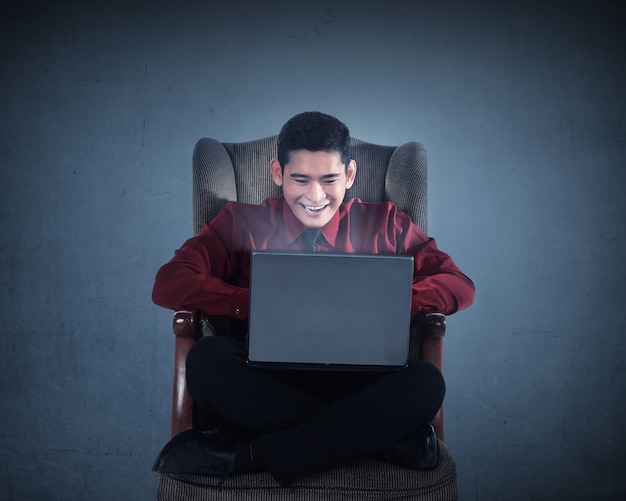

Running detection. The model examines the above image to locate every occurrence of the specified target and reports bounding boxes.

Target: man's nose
[307,182,325,202]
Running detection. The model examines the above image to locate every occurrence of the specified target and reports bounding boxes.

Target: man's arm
[152,222,250,319]
[410,255,475,315]
[403,226,475,316]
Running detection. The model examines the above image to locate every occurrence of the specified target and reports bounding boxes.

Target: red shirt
[152,197,474,319]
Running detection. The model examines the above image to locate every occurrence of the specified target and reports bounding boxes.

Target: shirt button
[235,308,240,316]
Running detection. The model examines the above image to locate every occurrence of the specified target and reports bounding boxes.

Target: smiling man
[151,111,475,486]
[270,124,356,228]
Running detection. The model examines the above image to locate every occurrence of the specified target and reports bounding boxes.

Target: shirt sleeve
[151,206,250,319]
[399,215,475,315]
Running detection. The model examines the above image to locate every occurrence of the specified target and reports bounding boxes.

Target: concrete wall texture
[1,1,624,499]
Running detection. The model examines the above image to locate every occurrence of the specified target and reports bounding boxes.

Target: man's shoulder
[342,198,414,230]
[201,198,282,237]
[220,198,282,216]
[343,198,401,215]
[209,198,283,231]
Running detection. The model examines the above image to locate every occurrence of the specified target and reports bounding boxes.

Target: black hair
[277,111,351,169]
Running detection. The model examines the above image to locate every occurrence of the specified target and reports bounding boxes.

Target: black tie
[302,229,321,252]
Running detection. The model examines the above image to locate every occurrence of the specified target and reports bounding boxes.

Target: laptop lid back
[247,251,413,370]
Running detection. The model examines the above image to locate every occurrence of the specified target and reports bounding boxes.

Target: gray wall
[1,1,624,499]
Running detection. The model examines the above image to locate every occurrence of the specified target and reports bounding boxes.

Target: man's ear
[270,159,283,187]
[345,159,357,189]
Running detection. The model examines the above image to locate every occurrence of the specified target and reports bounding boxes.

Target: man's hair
[277,111,352,169]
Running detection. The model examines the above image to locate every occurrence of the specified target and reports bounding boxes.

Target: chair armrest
[424,312,446,339]
[421,313,446,441]
[173,309,197,337]
[171,309,199,437]
[413,313,446,370]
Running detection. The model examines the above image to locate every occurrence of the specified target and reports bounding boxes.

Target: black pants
[186,335,445,486]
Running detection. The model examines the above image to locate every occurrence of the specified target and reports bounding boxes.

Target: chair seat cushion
[157,440,457,500]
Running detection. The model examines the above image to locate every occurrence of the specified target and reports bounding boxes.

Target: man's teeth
[304,205,326,212]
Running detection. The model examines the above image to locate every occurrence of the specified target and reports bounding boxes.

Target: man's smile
[301,203,330,213]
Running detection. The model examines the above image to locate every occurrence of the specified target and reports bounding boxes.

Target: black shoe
[380,424,439,470]
[152,429,235,477]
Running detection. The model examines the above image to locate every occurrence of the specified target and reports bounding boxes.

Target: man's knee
[395,361,446,417]
[186,336,246,381]
[410,361,445,396]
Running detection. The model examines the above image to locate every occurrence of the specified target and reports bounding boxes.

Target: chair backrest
[192,135,428,235]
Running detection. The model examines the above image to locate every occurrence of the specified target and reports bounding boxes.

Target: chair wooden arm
[171,309,198,437]
[421,312,446,371]
[421,312,446,440]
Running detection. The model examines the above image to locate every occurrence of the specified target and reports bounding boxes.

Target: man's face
[270,150,357,228]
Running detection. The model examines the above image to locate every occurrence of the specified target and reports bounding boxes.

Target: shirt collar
[282,196,340,248]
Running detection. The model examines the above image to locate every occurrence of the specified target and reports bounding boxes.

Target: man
[152,111,475,486]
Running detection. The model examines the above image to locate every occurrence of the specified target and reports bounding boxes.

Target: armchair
[157,136,458,500]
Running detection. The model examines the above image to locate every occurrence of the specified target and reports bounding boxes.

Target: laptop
[246,250,414,371]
